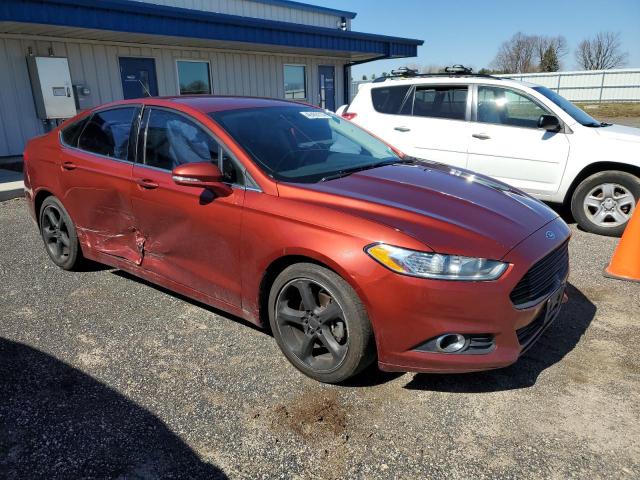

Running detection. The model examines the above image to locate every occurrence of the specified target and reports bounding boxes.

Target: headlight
[365,243,508,281]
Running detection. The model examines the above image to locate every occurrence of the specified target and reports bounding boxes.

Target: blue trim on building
[241,0,356,19]
[0,0,422,58]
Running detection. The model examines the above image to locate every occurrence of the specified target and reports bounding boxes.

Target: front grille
[510,242,569,308]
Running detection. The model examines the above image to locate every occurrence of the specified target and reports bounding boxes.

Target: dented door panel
[130,165,245,306]
[59,148,141,263]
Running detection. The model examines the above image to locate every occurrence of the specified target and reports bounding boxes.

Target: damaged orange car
[24,96,570,383]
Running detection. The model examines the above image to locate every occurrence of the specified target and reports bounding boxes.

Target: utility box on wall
[27,56,77,119]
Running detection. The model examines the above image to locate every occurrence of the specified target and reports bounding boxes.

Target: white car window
[477,86,551,129]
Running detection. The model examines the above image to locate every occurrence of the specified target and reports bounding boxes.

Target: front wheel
[571,171,639,237]
[268,263,376,384]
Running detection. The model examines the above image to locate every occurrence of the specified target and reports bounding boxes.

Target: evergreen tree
[540,46,560,72]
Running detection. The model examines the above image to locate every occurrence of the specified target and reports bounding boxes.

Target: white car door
[467,85,570,196]
[359,84,471,169]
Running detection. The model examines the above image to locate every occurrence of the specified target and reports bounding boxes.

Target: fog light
[435,334,467,353]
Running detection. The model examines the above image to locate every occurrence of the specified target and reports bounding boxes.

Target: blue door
[119,57,158,99]
[318,66,336,111]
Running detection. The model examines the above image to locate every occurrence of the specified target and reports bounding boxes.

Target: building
[0,0,423,157]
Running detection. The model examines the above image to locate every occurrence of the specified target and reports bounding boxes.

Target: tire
[570,171,640,237]
[39,196,83,270]
[268,263,376,383]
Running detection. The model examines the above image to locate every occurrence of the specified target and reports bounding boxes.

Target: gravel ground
[1,198,639,479]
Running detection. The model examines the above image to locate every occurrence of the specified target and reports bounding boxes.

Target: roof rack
[372,65,499,83]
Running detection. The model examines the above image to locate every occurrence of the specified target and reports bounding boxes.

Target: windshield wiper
[584,121,612,128]
[319,158,415,182]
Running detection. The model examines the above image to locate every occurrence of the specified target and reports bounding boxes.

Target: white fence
[499,68,640,103]
[350,68,640,103]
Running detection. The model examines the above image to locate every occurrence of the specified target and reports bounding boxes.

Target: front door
[130,106,245,306]
[467,85,570,196]
[119,57,158,100]
[318,66,336,111]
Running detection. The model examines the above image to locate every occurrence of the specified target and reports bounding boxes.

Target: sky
[315,0,640,79]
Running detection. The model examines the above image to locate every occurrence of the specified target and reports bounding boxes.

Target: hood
[595,124,640,144]
[288,162,559,260]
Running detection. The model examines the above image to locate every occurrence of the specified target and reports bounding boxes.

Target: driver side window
[477,86,550,129]
[142,108,244,185]
[144,109,219,170]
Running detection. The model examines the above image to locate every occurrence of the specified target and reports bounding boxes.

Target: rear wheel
[571,171,639,237]
[39,196,83,270]
[268,263,376,383]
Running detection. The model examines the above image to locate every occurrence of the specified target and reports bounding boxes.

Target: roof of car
[154,95,311,113]
[362,76,532,89]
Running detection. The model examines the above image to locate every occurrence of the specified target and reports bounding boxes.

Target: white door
[467,85,570,196]
[362,84,471,169]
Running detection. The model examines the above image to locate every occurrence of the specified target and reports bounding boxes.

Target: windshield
[210,106,400,183]
[533,86,603,127]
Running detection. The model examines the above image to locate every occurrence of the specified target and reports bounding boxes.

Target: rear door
[58,105,142,263]
[130,106,246,306]
[467,85,570,195]
[362,83,472,168]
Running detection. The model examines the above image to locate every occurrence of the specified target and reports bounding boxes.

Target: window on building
[412,86,468,120]
[371,85,412,115]
[177,60,212,95]
[477,86,550,129]
[284,65,307,99]
[78,107,137,160]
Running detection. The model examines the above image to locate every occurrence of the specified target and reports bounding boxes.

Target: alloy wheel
[583,182,636,228]
[275,278,349,373]
[41,204,72,263]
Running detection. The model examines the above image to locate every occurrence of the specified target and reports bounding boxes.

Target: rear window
[78,107,137,160]
[61,117,89,147]
[371,85,411,114]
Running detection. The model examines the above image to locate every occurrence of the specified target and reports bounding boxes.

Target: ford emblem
[545,230,556,240]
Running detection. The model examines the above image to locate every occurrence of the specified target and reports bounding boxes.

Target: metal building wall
[130,0,349,28]
[0,34,346,156]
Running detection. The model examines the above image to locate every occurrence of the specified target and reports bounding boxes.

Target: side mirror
[172,162,231,196]
[538,114,561,132]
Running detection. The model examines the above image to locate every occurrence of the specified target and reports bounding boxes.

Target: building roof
[236,0,357,19]
[0,0,423,60]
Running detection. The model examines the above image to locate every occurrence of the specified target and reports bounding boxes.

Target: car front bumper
[361,217,571,374]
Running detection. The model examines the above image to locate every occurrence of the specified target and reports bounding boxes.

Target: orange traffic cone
[604,206,640,283]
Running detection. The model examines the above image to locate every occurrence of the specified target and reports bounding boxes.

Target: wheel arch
[34,189,55,225]
[564,161,640,205]
[257,251,364,331]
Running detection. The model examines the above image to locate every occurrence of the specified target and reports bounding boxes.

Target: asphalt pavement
[1,198,639,479]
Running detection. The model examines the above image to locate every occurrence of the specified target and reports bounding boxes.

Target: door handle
[472,133,491,140]
[61,161,77,171]
[136,178,159,189]
[394,126,411,132]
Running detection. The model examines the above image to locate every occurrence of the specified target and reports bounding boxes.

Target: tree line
[359,31,629,80]
[489,31,628,74]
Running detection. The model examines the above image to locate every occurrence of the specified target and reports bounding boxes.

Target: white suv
[340,71,640,236]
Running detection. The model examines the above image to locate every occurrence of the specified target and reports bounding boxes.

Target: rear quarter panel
[24,131,63,221]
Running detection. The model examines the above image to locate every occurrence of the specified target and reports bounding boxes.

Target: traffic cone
[604,206,640,283]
